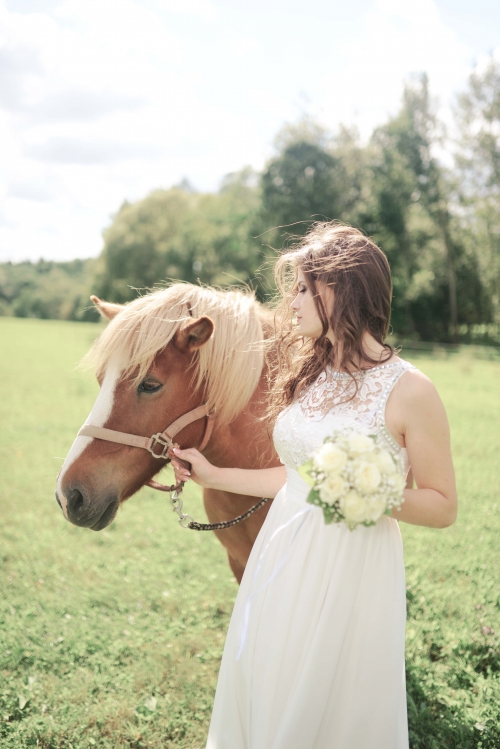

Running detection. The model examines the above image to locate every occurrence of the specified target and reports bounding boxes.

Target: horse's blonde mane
[84,284,265,425]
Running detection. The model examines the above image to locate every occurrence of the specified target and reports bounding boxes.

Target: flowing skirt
[206,468,409,749]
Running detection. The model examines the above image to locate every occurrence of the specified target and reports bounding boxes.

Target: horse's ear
[174,316,214,352]
[90,295,123,321]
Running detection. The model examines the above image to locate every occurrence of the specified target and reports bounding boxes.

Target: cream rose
[353,461,382,494]
[314,443,348,473]
[387,473,407,494]
[347,433,375,454]
[339,490,371,525]
[376,449,397,475]
[366,496,387,523]
[319,474,349,505]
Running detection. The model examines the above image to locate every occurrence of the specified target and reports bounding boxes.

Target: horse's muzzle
[89,499,120,531]
[62,484,119,530]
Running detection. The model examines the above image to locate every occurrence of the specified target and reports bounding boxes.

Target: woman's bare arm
[174,370,457,526]
[388,370,457,528]
[171,447,287,499]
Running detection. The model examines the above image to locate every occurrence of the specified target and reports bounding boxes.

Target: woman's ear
[90,295,123,320]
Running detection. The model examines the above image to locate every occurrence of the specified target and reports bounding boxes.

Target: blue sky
[1,0,499,262]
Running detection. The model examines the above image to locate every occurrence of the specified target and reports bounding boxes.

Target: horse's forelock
[83,284,265,424]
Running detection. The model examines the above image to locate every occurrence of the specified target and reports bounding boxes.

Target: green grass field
[1,317,499,749]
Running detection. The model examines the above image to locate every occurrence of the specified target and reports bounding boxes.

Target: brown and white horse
[55,284,279,582]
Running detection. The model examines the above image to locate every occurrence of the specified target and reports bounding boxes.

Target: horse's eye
[139,380,162,394]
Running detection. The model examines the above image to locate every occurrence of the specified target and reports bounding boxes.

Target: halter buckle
[149,433,173,459]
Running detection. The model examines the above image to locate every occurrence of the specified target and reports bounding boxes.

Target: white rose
[375,449,397,475]
[347,433,375,455]
[314,443,348,473]
[339,490,371,525]
[366,496,388,523]
[353,461,382,494]
[387,473,407,494]
[319,474,349,505]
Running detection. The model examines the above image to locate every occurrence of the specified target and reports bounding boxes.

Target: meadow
[1,317,499,749]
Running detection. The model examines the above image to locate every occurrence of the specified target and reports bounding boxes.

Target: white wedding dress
[206,360,414,749]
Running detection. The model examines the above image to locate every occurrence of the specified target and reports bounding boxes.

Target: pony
[55,284,280,582]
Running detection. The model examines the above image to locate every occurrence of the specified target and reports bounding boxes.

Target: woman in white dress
[172,223,457,749]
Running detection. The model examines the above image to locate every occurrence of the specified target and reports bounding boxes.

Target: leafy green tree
[2,74,498,344]
[260,141,342,237]
[256,122,370,296]
[455,56,500,325]
[93,170,262,303]
[366,74,490,341]
[399,75,460,339]
[93,189,192,303]
[0,259,98,321]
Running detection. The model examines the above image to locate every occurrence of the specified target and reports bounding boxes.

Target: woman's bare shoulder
[394,363,444,414]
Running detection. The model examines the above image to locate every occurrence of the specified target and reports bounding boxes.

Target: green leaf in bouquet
[321,506,336,524]
[306,488,321,506]
[298,460,315,487]
[307,488,342,525]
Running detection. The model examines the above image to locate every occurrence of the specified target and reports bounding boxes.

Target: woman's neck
[327,331,395,372]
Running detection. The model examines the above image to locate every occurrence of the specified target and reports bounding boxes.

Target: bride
[171,223,457,749]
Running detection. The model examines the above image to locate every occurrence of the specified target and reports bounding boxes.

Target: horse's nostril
[66,487,86,518]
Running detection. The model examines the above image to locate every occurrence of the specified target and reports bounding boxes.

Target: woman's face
[290,269,328,339]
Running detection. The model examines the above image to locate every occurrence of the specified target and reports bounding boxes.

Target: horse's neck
[205,307,277,471]
[206,367,277,471]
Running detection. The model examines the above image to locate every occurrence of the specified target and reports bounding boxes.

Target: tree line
[2,62,500,344]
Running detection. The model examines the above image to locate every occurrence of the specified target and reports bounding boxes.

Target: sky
[1,0,499,263]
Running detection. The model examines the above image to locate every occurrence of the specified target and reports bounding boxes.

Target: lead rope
[169,482,272,531]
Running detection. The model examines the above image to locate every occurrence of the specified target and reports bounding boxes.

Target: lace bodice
[273,360,416,475]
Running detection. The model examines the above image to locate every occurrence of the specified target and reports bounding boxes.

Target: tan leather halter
[78,403,271,532]
[78,404,215,493]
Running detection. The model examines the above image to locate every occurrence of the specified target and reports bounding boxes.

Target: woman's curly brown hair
[266,222,396,424]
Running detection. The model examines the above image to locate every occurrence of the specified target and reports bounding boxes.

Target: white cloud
[0,0,489,263]
[154,0,216,20]
[230,37,258,59]
[319,0,471,138]
[474,46,500,76]
[250,89,294,122]
[26,90,145,124]
[0,0,264,261]
[54,0,185,67]
[24,136,163,164]
[8,177,54,203]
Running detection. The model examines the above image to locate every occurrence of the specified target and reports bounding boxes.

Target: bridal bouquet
[298,429,406,529]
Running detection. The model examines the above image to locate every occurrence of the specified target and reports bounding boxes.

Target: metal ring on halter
[149,433,174,459]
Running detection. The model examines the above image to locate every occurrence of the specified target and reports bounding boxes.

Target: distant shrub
[0,259,99,322]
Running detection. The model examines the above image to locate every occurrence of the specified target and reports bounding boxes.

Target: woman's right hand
[171,448,287,499]
[170,447,218,488]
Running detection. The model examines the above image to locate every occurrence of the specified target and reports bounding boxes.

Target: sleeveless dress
[206,360,414,749]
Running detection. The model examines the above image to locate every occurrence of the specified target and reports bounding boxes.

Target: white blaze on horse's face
[56,363,121,516]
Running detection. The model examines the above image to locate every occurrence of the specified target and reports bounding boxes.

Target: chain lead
[170,484,195,528]
[168,481,272,532]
